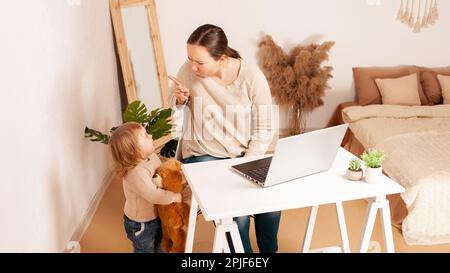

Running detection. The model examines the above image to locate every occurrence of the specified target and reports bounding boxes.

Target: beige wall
[156,0,450,130]
[0,0,121,252]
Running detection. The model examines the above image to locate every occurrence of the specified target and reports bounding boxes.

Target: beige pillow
[352,66,428,105]
[437,74,450,104]
[375,73,421,105]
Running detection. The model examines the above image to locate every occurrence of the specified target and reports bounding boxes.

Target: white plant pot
[365,166,382,184]
[346,169,363,181]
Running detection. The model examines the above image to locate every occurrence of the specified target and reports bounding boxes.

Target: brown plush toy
[155,158,190,253]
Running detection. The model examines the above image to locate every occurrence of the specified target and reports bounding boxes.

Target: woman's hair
[109,122,145,177]
[187,24,241,60]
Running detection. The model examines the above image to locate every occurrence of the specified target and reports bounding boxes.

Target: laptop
[231,124,348,187]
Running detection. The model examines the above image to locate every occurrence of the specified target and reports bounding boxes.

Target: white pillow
[437,74,450,104]
[375,73,421,106]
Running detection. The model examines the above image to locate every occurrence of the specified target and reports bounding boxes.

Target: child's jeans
[123,215,163,253]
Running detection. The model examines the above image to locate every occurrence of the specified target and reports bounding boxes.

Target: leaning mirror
[109,0,169,109]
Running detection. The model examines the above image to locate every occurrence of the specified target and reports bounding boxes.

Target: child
[109,122,181,253]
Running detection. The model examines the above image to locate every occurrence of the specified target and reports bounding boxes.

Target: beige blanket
[342,105,450,245]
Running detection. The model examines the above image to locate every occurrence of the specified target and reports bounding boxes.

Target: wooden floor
[80,175,450,253]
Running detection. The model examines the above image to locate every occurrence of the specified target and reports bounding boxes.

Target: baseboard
[63,170,116,253]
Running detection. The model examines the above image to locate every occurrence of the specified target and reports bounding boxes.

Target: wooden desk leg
[185,196,198,253]
[212,218,244,253]
[302,205,319,252]
[379,197,395,253]
[359,198,378,253]
[335,201,350,253]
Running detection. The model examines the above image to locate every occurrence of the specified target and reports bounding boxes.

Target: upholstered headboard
[352,65,450,106]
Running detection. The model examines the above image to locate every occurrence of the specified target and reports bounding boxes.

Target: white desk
[182,147,405,253]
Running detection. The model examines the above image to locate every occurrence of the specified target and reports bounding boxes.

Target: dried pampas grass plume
[258,35,334,135]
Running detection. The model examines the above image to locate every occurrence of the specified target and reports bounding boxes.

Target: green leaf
[150,108,160,118]
[84,126,110,144]
[348,158,362,171]
[84,101,175,156]
[145,108,173,140]
[147,108,172,126]
[361,149,386,168]
[157,108,173,119]
[146,119,173,140]
[123,100,148,123]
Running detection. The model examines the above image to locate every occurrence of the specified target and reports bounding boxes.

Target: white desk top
[182,147,405,221]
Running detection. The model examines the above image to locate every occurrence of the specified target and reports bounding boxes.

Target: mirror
[109,0,169,109]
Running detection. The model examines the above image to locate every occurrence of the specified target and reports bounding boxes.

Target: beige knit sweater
[171,59,274,159]
[122,153,179,222]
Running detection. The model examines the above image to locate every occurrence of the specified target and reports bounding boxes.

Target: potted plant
[346,158,363,181]
[258,35,335,135]
[361,149,386,184]
[84,100,177,158]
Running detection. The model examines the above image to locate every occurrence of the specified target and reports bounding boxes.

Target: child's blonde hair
[109,122,145,177]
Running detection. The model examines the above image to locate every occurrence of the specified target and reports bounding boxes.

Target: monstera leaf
[123,100,149,124]
[146,108,173,140]
[85,100,176,157]
[84,127,110,144]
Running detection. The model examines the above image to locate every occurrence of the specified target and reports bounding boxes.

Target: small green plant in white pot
[346,158,363,181]
[361,149,386,184]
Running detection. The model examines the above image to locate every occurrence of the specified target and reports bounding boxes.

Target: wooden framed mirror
[109,0,169,109]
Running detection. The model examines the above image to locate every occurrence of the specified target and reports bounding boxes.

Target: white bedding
[342,105,450,245]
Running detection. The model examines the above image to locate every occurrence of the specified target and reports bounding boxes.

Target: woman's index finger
[168,75,182,86]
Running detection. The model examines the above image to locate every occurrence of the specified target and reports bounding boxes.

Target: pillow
[375,73,421,105]
[437,74,450,104]
[419,66,450,105]
[353,66,428,105]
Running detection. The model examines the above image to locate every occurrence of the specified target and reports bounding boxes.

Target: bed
[329,65,450,245]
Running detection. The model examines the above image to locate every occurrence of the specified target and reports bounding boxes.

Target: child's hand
[152,174,163,188]
[174,193,182,203]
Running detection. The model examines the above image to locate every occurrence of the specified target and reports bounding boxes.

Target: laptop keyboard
[248,165,270,182]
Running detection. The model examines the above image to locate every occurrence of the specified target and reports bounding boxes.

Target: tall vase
[288,103,301,135]
[365,166,382,184]
[288,103,308,136]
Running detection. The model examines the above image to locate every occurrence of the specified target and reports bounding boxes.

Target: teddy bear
[154,158,190,253]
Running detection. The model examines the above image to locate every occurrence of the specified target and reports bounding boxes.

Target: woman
[169,24,280,253]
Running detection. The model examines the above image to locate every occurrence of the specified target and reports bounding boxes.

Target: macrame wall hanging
[396,0,439,33]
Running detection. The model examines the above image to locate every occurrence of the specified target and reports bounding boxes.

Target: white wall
[155,0,450,130]
[0,0,121,252]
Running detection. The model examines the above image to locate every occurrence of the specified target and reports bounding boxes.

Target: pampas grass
[258,35,334,135]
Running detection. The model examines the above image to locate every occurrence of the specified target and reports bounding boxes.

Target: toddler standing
[109,122,181,253]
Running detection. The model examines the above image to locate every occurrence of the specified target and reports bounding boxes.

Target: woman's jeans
[233,212,281,253]
[183,155,281,253]
[123,215,163,253]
